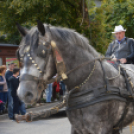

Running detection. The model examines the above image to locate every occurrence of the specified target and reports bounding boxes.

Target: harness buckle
[113,127,119,130]
[61,73,68,80]
[129,81,134,88]
[107,90,111,94]
[129,96,134,98]
[74,86,79,89]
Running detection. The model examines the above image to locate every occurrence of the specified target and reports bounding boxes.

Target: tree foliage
[0,0,90,44]
[86,0,134,53]
[1,0,134,54]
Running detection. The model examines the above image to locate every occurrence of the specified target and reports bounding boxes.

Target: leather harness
[18,40,134,131]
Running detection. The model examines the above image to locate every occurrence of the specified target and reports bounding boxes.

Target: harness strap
[99,60,108,91]
[51,41,68,80]
[20,74,39,82]
[45,57,112,85]
[67,95,126,111]
[121,68,134,99]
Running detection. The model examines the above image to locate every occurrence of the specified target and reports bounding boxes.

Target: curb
[0,102,60,121]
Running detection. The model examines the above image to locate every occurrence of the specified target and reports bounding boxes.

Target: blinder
[37,42,51,58]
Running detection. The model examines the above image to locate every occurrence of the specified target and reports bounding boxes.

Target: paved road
[0,111,133,134]
[0,102,59,120]
[0,111,70,134]
[0,118,70,134]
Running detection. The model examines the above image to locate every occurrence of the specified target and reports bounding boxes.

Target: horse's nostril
[26,92,33,97]
[25,92,33,102]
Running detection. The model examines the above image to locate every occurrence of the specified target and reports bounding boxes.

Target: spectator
[7,64,10,70]
[45,83,53,103]
[0,65,8,114]
[60,81,66,96]
[52,81,60,101]
[0,100,4,114]
[14,64,18,68]
[9,68,26,119]
[5,63,14,119]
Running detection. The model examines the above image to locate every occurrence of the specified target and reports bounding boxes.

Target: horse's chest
[66,104,110,133]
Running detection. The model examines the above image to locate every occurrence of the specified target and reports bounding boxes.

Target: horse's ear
[37,20,45,36]
[16,23,27,36]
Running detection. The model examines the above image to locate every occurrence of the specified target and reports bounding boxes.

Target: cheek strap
[51,41,68,80]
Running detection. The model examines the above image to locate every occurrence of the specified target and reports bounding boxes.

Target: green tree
[1,0,134,54]
[86,0,134,54]
[0,0,90,45]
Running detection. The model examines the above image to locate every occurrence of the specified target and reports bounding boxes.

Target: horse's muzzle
[17,81,39,104]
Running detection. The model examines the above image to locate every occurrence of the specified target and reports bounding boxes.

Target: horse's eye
[46,44,51,49]
[37,45,47,58]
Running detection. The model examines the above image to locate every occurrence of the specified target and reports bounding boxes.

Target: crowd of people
[45,81,66,103]
[0,63,26,120]
[0,62,66,119]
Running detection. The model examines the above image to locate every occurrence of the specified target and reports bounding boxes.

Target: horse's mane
[22,25,100,57]
[49,25,99,57]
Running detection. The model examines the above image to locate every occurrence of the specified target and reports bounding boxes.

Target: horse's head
[17,21,96,104]
[17,21,56,104]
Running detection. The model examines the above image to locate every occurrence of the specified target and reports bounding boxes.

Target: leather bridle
[17,40,69,101]
[18,40,111,82]
[17,39,112,103]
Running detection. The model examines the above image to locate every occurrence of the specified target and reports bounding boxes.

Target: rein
[44,56,112,85]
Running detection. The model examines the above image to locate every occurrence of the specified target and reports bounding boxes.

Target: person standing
[106,25,134,64]
[5,63,14,119]
[60,81,66,96]
[0,65,8,114]
[45,83,53,103]
[9,68,26,119]
[52,81,60,101]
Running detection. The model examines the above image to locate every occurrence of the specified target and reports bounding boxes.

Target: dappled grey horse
[16,21,134,134]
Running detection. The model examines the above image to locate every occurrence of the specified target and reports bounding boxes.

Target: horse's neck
[58,42,126,92]
[58,43,99,90]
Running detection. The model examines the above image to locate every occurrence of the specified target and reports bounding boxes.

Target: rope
[107,65,121,80]
[75,60,96,89]
[121,67,134,74]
